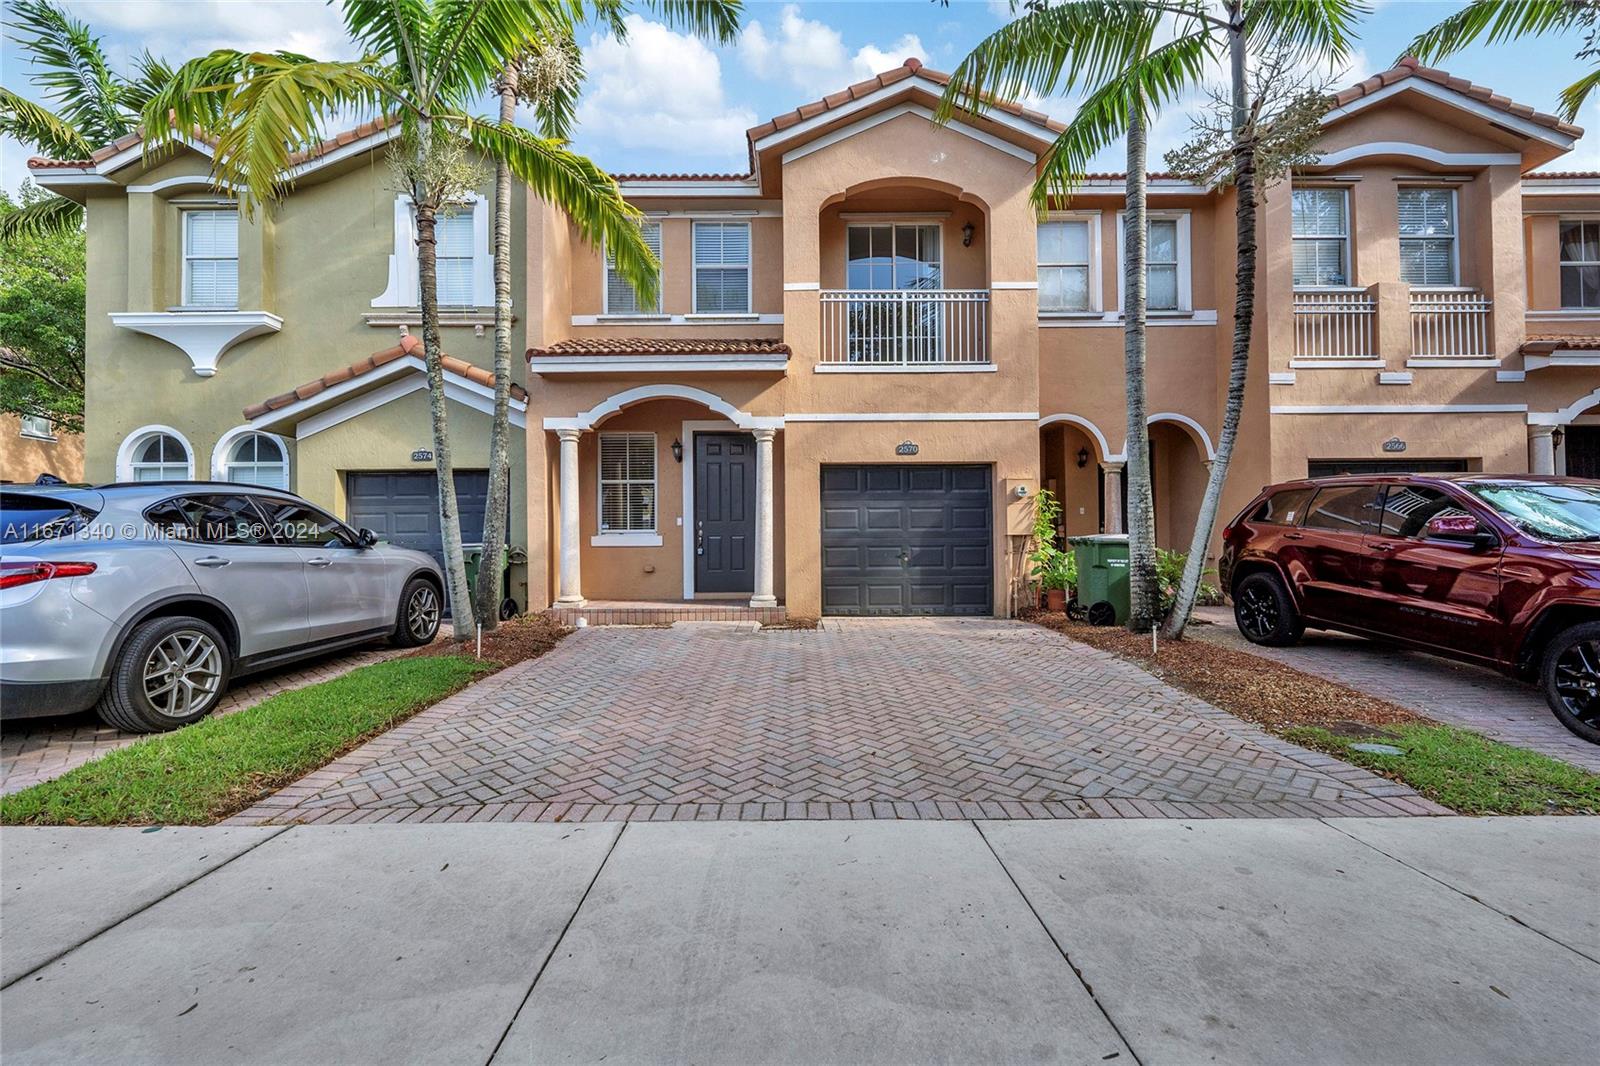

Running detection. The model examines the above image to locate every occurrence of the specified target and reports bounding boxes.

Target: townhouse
[30,57,1600,619]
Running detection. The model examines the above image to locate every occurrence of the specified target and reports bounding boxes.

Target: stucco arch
[1039,414,1115,463]
[115,424,196,482]
[820,175,991,215]
[1531,385,1600,426]
[547,384,782,432]
[1141,413,1217,461]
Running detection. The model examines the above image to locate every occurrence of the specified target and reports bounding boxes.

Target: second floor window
[1398,188,1457,287]
[693,221,751,314]
[1292,187,1349,287]
[1147,218,1180,311]
[1038,219,1093,311]
[183,209,238,308]
[435,206,475,306]
[1559,219,1600,308]
[598,432,657,533]
[606,221,662,314]
[19,414,53,439]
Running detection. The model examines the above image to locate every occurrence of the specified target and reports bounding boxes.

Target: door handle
[1372,541,1398,553]
[1282,532,1304,541]
[306,557,333,568]
[193,556,230,568]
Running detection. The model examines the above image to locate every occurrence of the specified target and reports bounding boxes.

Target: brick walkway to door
[230,619,1442,824]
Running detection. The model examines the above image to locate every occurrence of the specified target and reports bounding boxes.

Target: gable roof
[1326,57,1581,141]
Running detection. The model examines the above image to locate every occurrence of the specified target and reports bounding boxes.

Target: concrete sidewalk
[2,818,1595,1065]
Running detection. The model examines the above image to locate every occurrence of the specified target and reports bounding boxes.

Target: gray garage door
[346,470,490,575]
[820,464,992,616]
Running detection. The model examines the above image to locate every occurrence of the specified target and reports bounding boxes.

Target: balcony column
[555,428,586,606]
[1102,462,1125,535]
[750,428,778,608]
[1529,426,1557,475]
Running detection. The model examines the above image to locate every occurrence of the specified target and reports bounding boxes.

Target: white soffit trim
[784,411,1039,422]
[126,175,242,195]
[1524,180,1600,196]
[531,355,789,374]
[618,179,763,198]
[1077,178,1213,196]
[1321,78,1576,148]
[1271,403,1528,414]
[253,354,526,437]
[1314,141,1521,168]
[778,102,1036,165]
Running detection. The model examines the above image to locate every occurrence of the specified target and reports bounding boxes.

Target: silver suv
[2,482,444,732]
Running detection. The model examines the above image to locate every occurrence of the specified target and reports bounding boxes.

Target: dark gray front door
[820,464,992,616]
[1568,427,1600,479]
[345,470,490,575]
[694,433,756,594]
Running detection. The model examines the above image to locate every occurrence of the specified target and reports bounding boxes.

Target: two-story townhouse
[28,120,536,605]
[520,58,1600,622]
[0,410,83,484]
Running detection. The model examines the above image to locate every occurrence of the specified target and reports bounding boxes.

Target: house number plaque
[895,441,919,456]
[412,449,434,462]
[1382,437,1406,453]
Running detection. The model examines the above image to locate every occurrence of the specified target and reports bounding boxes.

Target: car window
[1250,487,1315,526]
[146,495,272,546]
[1,492,97,544]
[256,499,357,549]
[1466,482,1600,542]
[1301,485,1382,534]
[1377,486,1474,538]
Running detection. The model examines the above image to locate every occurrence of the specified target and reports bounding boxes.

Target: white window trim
[1114,210,1192,313]
[115,424,195,482]
[692,220,752,314]
[1291,186,1352,291]
[603,220,663,315]
[1558,217,1600,310]
[595,431,659,537]
[210,425,291,486]
[1038,211,1102,314]
[1398,186,1460,289]
[18,414,55,440]
[180,206,240,310]
[371,193,494,309]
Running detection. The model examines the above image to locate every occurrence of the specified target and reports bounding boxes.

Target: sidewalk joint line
[0,824,293,991]
[1320,819,1599,967]
[485,821,629,1065]
[971,820,1144,1066]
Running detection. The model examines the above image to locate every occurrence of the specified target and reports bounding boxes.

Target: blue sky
[3,0,1596,192]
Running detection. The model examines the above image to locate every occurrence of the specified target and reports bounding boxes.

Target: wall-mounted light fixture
[1077,447,1090,469]
[1553,427,1566,449]
[671,438,684,463]
[962,221,975,247]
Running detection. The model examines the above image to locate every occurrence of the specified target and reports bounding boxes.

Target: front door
[1567,426,1600,479]
[694,433,756,594]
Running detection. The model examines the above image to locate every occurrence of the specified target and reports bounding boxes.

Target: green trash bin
[461,546,515,620]
[1068,534,1130,626]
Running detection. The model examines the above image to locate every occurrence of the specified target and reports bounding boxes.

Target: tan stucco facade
[1,415,84,484]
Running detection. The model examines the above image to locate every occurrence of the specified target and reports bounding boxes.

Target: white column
[1529,426,1556,475]
[1102,462,1125,535]
[750,428,778,608]
[555,428,585,606]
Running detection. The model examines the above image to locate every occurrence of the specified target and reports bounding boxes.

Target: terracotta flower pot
[1045,588,1066,612]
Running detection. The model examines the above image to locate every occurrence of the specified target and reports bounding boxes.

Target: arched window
[130,433,191,481]
[224,432,289,488]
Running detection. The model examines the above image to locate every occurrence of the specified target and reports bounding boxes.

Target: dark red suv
[1219,475,1600,745]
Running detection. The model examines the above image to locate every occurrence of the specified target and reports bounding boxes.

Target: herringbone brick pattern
[229,619,1443,824]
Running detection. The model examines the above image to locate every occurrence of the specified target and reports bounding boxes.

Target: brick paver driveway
[231,619,1441,824]
[1191,607,1600,774]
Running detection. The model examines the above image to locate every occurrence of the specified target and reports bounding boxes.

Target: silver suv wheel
[142,629,224,719]
[407,585,440,642]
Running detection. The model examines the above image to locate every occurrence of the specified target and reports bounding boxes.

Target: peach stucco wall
[1,416,84,484]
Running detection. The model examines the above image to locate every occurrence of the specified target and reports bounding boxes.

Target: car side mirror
[1424,514,1497,551]
[357,527,379,548]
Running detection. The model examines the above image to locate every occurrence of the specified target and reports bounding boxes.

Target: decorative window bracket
[110,311,284,377]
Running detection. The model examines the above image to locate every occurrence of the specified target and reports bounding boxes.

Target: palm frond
[1244,0,1367,65]
[120,51,177,117]
[1559,64,1600,121]
[340,0,432,87]
[645,0,744,45]
[0,193,82,242]
[1405,0,1581,64]
[0,85,94,158]
[4,0,130,143]
[453,115,658,305]
[426,0,577,106]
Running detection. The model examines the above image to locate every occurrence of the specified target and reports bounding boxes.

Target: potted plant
[1028,488,1076,612]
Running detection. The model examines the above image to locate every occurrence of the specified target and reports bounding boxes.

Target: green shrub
[1028,488,1077,592]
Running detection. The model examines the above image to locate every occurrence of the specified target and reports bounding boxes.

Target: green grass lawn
[1286,723,1600,816]
[1,655,492,827]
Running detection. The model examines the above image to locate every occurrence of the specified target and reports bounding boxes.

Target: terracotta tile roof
[1522,335,1600,354]
[1526,171,1600,180]
[612,172,752,182]
[29,117,396,172]
[244,334,526,419]
[1331,57,1582,138]
[527,337,790,358]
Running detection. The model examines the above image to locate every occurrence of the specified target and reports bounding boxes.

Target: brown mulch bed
[407,612,571,668]
[762,616,820,630]
[1025,609,1425,734]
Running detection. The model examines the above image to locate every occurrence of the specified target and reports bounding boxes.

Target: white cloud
[739,5,926,97]
[575,16,756,168]
[59,0,359,64]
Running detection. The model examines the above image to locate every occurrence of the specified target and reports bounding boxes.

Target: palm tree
[142,1,681,638]
[941,0,1363,639]
[0,0,173,239]
[1408,0,1600,121]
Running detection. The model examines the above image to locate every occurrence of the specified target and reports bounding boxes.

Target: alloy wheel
[1236,585,1278,641]
[142,629,223,719]
[408,586,440,642]
[1552,638,1600,730]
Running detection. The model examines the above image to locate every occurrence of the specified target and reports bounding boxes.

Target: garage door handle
[306,557,333,568]
[194,556,230,568]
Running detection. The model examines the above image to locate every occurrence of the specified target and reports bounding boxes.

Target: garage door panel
[906,467,946,492]
[865,467,903,492]
[950,506,988,530]
[865,508,905,530]
[864,545,906,569]
[865,584,905,608]
[821,467,861,493]
[822,507,862,531]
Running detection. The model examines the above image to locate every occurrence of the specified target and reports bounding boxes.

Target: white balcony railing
[819,289,989,366]
[1410,291,1493,358]
[1293,289,1376,360]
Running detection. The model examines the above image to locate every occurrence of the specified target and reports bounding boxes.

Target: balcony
[818,289,990,369]
[1292,290,1376,361]
[1409,290,1493,360]
[1291,285,1495,365]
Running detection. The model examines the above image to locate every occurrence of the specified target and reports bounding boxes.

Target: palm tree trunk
[415,190,478,639]
[1165,7,1253,640]
[473,68,517,631]
[1123,102,1159,632]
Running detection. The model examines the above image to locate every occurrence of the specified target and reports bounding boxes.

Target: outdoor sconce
[671,438,684,463]
[962,222,975,247]
[1553,427,1565,449]
[1077,447,1090,469]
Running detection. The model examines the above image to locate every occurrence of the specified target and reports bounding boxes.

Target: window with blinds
[183,209,239,308]
[435,206,476,306]
[1292,187,1349,287]
[132,433,190,481]
[1147,218,1180,310]
[1398,188,1457,287]
[225,433,289,489]
[606,221,662,313]
[1037,220,1093,311]
[1559,219,1600,308]
[693,221,751,313]
[598,433,657,533]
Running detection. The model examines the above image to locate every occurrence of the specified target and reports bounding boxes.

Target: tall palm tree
[1408,0,1600,122]
[941,0,1363,639]
[0,0,173,239]
[143,1,675,638]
